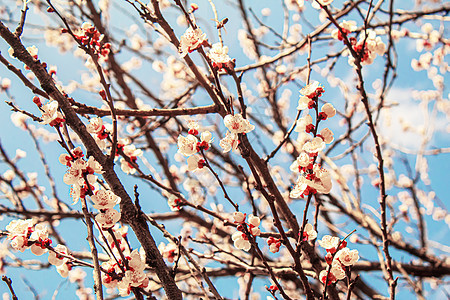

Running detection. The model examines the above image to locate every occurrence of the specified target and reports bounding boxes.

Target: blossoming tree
[0,0,448,299]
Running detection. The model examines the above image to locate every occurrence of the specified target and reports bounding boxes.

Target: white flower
[302,223,317,241]
[48,244,69,266]
[248,214,260,227]
[167,194,182,211]
[128,249,145,271]
[63,158,87,186]
[232,231,251,251]
[290,152,311,172]
[336,247,359,266]
[319,270,336,285]
[346,30,385,66]
[321,103,336,118]
[295,114,313,132]
[26,45,39,58]
[290,176,309,198]
[91,189,121,210]
[302,137,326,154]
[224,114,255,134]
[232,212,246,223]
[120,158,135,174]
[208,43,233,70]
[291,168,331,197]
[117,273,132,296]
[313,168,332,194]
[187,120,199,132]
[81,22,94,31]
[200,131,212,143]
[248,214,261,236]
[1,78,11,90]
[40,101,65,126]
[177,134,198,156]
[318,235,340,251]
[219,131,239,153]
[59,153,73,166]
[300,81,323,98]
[312,0,334,9]
[100,260,120,288]
[331,261,346,280]
[8,47,15,59]
[267,236,282,253]
[57,263,70,278]
[29,224,49,256]
[319,261,346,284]
[104,225,128,256]
[269,243,280,253]
[159,242,178,263]
[69,268,86,283]
[6,219,33,252]
[297,96,311,110]
[331,20,357,40]
[123,144,143,158]
[86,156,103,174]
[95,208,121,229]
[6,219,33,237]
[3,169,15,181]
[179,27,208,57]
[86,117,104,134]
[187,155,204,172]
[320,128,334,144]
[10,235,28,252]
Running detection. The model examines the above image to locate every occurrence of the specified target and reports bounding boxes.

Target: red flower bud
[318,112,328,120]
[32,96,42,107]
[99,90,107,100]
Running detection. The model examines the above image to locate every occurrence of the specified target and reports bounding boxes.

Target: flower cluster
[297,81,325,110]
[344,29,386,66]
[318,235,360,285]
[48,244,72,277]
[166,192,183,211]
[101,249,149,296]
[224,114,255,134]
[301,223,317,241]
[4,219,78,277]
[231,212,261,251]
[59,147,120,229]
[115,139,143,174]
[39,100,65,127]
[5,219,51,255]
[416,23,440,52]
[86,117,109,150]
[208,43,235,72]
[219,114,254,153]
[267,236,281,253]
[59,147,103,204]
[92,188,121,230]
[177,121,212,172]
[72,22,111,59]
[331,20,357,41]
[158,242,178,263]
[219,131,240,153]
[291,82,334,198]
[105,225,129,257]
[178,26,208,57]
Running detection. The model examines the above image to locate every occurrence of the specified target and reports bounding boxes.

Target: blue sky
[0,0,448,299]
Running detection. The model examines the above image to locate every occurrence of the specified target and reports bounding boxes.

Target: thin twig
[2,276,18,300]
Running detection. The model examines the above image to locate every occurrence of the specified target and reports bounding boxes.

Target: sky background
[0,0,448,299]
